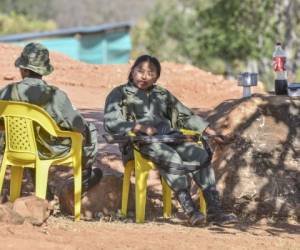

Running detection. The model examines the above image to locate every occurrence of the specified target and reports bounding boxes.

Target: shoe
[176,189,206,226]
[188,210,206,226]
[207,212,237,225]
[203,186,238,225]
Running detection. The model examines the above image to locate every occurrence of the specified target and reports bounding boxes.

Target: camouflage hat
[15,42,54,76]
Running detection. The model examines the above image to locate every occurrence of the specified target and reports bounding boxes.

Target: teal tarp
[15,31,131,64]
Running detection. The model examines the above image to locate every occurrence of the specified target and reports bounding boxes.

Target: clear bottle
[273,42,288,95]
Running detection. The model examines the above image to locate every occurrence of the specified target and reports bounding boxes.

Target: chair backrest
[0,100,65,154]
[0,100,62,135]
[5,116,37,154]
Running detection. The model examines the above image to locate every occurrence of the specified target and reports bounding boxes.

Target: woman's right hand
[132,123,157,136]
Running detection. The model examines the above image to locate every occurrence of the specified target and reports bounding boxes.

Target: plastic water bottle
[273,42,288,95]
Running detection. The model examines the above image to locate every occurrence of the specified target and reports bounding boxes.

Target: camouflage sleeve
[53,89,88,136]
[168,90,209,133]
[104,86,134,134]
[0,84,13,100]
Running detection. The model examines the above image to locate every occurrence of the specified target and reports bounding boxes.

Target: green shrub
[0,12,56,35]
[132,0,300,90]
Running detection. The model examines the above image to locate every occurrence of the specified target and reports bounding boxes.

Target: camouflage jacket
[104,81,209,135]
[0,77,90,158]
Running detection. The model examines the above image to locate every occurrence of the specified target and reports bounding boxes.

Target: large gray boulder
[209,94,300,220]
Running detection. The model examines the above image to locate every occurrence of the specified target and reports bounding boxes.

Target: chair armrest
[127,131,136,137]
[179,129,201,136]
[56,130,83,148]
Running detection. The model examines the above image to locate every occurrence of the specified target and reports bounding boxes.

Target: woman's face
[132,61,158,90]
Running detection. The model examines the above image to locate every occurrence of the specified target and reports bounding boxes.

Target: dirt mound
[210,94,300,220]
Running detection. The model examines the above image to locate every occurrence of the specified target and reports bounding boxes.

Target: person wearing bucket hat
[0,42,102,197]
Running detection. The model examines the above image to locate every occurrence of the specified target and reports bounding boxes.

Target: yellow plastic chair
[121,129,207,223]
[0,100,83,221]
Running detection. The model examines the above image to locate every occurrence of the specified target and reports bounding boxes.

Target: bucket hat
[15,42,54,76]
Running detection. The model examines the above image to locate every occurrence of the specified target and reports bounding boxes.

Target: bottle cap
[276,42,282,46]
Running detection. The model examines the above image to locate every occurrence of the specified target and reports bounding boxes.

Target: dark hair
[28,70,42,78]
[22,68,42,78]
[128,55,161,82]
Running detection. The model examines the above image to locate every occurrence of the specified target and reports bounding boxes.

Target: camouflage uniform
[0,43,97,176]
[104,81,216,192]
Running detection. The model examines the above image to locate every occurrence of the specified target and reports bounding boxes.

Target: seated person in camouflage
[0,42,102,195]
[104,55,237,226]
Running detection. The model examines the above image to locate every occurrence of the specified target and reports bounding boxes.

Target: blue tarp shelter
[0,22,132,64]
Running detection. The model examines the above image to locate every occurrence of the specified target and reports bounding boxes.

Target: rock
[0,203,24,224]
[59,173,134,219]
[212,95,300,219]
[13,196,52,226]
[256,217,269,226]
[296,204,300,221]
[241,200,258,215]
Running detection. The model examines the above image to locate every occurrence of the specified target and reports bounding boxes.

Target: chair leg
[10,166,24,202]
[73,160,82,221]
[35,161,50,199]
[0,157,8,194]
[134,159,149,223]
[199,189,207,216]
[162,177,172,218]
[121,160,134,217]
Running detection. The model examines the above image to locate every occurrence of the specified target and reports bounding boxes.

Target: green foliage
[0,12,56,35]
[196,1,274,58]
[132,0,198,64]
[0,0,54,20]
[0,0,56,35]
[132,0,300,90]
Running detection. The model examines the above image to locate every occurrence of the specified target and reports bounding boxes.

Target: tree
[132,0,199,63]
[0,0,54,20]
[0,0,156,29]
[0,12,56,35]
[132,0,300,89]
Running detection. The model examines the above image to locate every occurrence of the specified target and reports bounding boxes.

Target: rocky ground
[0,43,299,250]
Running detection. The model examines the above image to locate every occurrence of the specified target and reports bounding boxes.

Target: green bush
[132,0,300,91]
[0,12,56,35]
[132,0,198,64]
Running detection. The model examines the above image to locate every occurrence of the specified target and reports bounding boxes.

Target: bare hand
[144,126,157,136]
[132,124,157,136]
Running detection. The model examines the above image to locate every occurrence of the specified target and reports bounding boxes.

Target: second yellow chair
[121,129,207,223]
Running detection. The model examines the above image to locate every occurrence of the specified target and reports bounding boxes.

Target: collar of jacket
[22,77,47,86]
[125,81,165,94]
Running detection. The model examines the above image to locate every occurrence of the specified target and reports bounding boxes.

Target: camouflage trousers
[138,142,216,192]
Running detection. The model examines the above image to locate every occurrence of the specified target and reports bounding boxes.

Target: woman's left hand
[132,123,157,136]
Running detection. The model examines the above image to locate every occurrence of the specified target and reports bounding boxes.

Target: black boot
[82,168,103,195]
[203,187,237,225]
[176,190,206,226]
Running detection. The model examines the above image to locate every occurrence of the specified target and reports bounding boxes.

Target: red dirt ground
[0,43,298,250]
